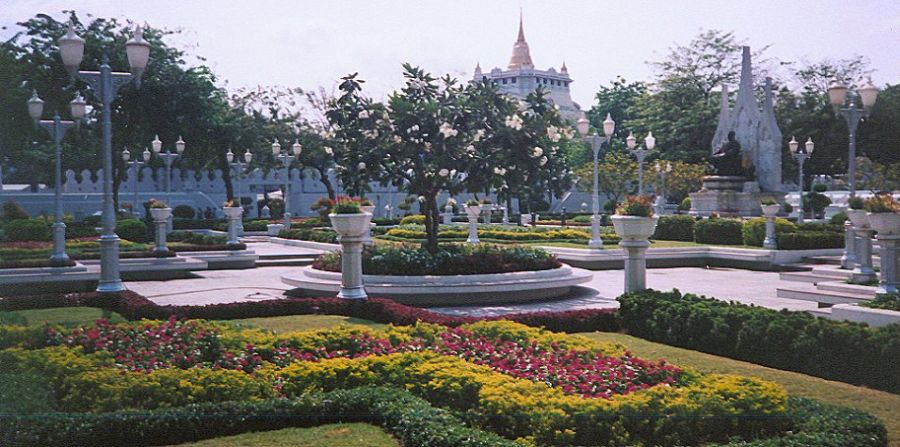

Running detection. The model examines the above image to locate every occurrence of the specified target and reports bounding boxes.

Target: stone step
[257,253,319,260]
[815,281,878,297]
[810,267,853,279]
[807,307,833,318]
[778,271,839,284]
[255,258,315,267]
[776,285,874,305]
[803,255,842,265]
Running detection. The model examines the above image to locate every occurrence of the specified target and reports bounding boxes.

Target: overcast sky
[2,0,898,107]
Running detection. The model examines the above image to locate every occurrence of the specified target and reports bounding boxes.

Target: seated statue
[710,131,744,177]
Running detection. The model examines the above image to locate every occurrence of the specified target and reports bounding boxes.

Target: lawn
[169,423,398,447]
[225,314,388,333]
[582,331,900,446]
[13,306,125,326]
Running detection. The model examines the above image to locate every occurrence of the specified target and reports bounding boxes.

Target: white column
[877,235,899,294]
[621,239,650,292]
[443,205,453,225]
[852,227,877,283]
[763,216,778,249]
[466,206,480,244]
[153,216,168,253]
[841,221,857,269]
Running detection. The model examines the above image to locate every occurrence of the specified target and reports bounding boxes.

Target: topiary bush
[693,218,743,245]
[742,217,797,247]
[1,200,30,221]
[116,219,149,243]
[4,219,51,242]
[678,197,692,212]
[830,211,848,225]
[777,232,844,250]
[652,215,696,241]
[172,205,196,220]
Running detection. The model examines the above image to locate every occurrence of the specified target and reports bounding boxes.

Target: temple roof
[507,13,534,70]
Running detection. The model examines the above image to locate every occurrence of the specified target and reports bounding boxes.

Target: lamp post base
[96,234,125,294]
[588,214,603,249]
[50,221,69,264]
[841,221,857,270]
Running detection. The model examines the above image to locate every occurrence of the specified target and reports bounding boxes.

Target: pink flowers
[46,318,681,399]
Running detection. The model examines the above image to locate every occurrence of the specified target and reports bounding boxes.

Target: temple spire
[517,9,526,43]
[507,11,534,69]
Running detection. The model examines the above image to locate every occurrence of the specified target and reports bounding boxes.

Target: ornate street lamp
[789,136,814,223]
[227,148,253,233]
[827,77,879,198]
[272,139,302,228]
[59,21,150,293]
[150,134,186,195]
[576,112,614,249]
[627,131,656,195]
[122,147,151,218]
[27,90,87,264]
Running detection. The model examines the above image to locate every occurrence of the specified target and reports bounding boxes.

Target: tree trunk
[424,193,440,254]
[317,167,337,200]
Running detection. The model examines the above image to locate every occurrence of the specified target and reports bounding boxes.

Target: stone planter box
[847,209,868,228]
[150,207,172,221]
[329,213,371,237]
[267,223,285,236]
[282,265,592,306]
[611,215,659,241]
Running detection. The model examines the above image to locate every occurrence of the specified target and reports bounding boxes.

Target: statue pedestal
[689,176,784,217]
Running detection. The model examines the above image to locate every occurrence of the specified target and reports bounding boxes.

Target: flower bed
[312,244,562,275]
[382,224,621,244]
[278,227,339,244]
[2,317,797,445]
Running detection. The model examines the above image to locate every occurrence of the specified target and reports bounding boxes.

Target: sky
[2,0,899,108]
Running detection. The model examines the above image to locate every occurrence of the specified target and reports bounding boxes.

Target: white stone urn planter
[223,206,244,245]
[847,209,868,228]
[150,207,172,253]
[329,212,374,300]
[612,215,659,293]
[867,212,900,236]
[267,223,285,236]
[761,204,780,217]
[465,205,481,244]
[360,205,376,245]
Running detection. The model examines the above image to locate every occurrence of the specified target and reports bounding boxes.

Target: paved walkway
[127,261,820,316]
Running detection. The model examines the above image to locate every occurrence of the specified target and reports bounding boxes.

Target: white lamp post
[627,131,655,195]
[59,21,150,293]
[789,136,814,223]
[150,134,185,195]
[227,148,253,234]
[576,112,614,249]
[827,78,879,198]
[27,90,87,265]
[122,147,151,218]
[272,139,301,228]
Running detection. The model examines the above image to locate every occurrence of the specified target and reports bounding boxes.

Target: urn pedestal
[847,211,876,283]
[329,212,373,300]
[360,205,376,245]
[223,206,244,246]
[761,204,780,249]
[612,215,659,293]
[868,213,900,294]
[443,205,453,225]
[150,207,173,253]
[465,205,481,244]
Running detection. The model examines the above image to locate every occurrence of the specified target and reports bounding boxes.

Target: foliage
[830,211,848,224]
[860,293,900,312]
[574,152,637,204]
[760,198,777,206]
[278,228,338,244]
[863,193,900,213]
[848,196,865,210]
[3,219,51,242]
[649,161,707,203]
[678,197,692,212]
[652,215,696,241]
[309,197,334,218]
[617,289,900,393]
[0,387,521,447]
[1,201,30,221]
[382,224,619,245]
[116,219,149,243]
[694,218,744,245]
[777,232,844,250]
[264,198,285,219]
[147,198,168,209]
[332,198,362,214]
[615,195,655,217]
[171,205,196,219]
[313,244,561,276]
[742,217,797,246]
[802,191,832,217]
[399,215,426,225]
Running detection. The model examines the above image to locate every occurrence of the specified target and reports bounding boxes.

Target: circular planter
[329,213,372,238]
[282,264,592,306]
[611,215,659,241]
[847,209,868,228]
[761,204,780,217]
[867,212,900,236]
[149,207,172,221]
[223,206,244,219]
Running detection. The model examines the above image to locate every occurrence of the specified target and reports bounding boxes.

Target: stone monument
[690,46,785,217]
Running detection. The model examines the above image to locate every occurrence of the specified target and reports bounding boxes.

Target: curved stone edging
[281,264,592,306]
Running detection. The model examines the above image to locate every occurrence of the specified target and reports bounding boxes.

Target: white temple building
[473,14,582,121]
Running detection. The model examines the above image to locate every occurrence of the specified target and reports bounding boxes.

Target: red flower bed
[43,317,680,400]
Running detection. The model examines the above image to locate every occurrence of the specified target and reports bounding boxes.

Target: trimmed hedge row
[778,231,844,250]
[0,291,620,333]
[0,386,517,447]
[694,218,744,245]
[652,215,696,241]
[617,289,900,394]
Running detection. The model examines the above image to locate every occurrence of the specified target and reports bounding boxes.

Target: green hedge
[617,289,900,393]
[278,227,338,244]
[652,215,696,241]
[0,387,516,447]
[399,214,426,225]
[778,232,844,250]
[117,219,149,243]
[742,217,797,246]
[694,218,744,245]
[3,219,51,242]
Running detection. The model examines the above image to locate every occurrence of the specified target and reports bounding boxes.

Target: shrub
[830,211,848,225]
[678,197,692,212]
[777,232,844,250]
[802,191,831,217]
[617,289,900,393]
[3,219,51,242]
[859,292,900,311]
[278,228,338,244]
[864,193,900,213]
[694,218,743,245]
[313,244,561,276]
[399,214,426,225]
[333,199,361,214]
[172,205,196,219]
[848,196,865,210]
[309,197,334,218]
[782,202,793,213]
[742,217,797,247]
[652,215,696,241]
[0,387,520,447]
[1,201,30,221]
[812,183,828,193]
[241,220,269,231]
[266,198,285,219]
[116,219,149,243]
